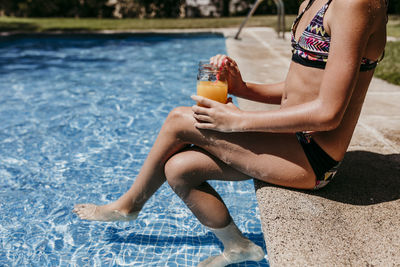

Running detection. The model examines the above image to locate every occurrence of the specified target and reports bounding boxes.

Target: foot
[73,203,139,222]
[197,241,265,267]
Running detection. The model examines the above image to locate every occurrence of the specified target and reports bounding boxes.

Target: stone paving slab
[222,27,400,266]
[361,93,400,117]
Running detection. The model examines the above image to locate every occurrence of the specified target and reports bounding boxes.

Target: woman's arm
[235,81,284,105]
[192,96,335,133]
[210,55,284,105]
[194,0,374,133]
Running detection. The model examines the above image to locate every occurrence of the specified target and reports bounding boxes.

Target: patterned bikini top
[291,0,380,72]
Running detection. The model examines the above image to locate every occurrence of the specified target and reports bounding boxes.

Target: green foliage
[0,15,297,32]
[284,0,303,14]
[0,0,302,18]
[0,0,114,17]
[235,0,302,16]
[374,41,400,85]
[388,0,400,15]
[113,0,142,18]
[137,0,184,18]
[0,0,183,18]
[387,15,400,38]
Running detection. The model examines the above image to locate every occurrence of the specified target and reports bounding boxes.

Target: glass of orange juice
[196,61,228,105]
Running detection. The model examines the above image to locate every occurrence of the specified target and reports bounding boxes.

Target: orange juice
[197,80,228,104]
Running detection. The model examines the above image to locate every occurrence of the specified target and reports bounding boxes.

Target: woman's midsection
[282,63,369,161]
[281,63,324,106]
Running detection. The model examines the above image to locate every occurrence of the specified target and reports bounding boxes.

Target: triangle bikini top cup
[290,0,385,72]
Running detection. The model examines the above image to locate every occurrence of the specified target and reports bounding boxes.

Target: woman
[74,0,388,266]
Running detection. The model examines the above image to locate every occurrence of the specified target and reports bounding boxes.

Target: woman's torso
[281,0,387,161]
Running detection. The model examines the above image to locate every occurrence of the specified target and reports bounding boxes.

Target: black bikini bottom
[295,132,341,189]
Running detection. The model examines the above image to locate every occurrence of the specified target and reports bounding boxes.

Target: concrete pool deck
[222,27,400,266]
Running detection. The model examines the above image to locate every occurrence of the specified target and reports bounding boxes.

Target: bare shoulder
[327,0,387,32]
[330,0,386,18]
[325,0,386,61]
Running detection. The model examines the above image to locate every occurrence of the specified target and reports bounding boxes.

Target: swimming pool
[0,33,268,266]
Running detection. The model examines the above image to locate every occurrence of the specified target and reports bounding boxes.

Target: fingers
[194,122,215,130]
[209,54,233,68]
[226,59,239,73]
[191,95,217,108]
[193,113,213,122]
[191,96,215,123]
[209,55,240,82]
[192,105,208,114]
[224,56,235,65]
[209,54,223,67]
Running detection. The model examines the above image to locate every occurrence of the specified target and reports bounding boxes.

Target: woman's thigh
[168,106,316,189]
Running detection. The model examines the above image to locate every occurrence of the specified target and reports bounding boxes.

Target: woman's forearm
[237,98,340,133]
[191,95,341,133]
[232,81,284,105]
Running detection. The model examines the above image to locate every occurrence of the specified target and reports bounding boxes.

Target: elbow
[315,106,342,131]
[322,116,341,131]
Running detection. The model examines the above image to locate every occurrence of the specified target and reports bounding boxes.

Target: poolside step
[222,27,400,266]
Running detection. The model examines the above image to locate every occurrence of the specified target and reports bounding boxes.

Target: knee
[164,107,194,134]
[166,106,188,124]
[165,153,198,195]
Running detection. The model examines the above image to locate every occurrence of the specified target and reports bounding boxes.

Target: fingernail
[222,57,227,65]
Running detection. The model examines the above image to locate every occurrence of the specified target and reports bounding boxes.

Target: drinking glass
[196,61,228,105]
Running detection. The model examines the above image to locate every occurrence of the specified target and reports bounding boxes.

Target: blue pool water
[0,33,268,266]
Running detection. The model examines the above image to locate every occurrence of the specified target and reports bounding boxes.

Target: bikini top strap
[319,0,333,17]
[305,0,316,11]
[305,0,333,17]
[305,0,333,12]
[324,0,333,11]
[292,0,314,31]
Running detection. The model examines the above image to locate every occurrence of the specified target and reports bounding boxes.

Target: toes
[72,204,94,218]
[75,210,90,220]
[73,204,86,212]
[73,204,94,212]
[74,210,85,218]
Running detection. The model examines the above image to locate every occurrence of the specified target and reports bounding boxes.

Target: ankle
[105,201,140,215]
[115,205,141,215]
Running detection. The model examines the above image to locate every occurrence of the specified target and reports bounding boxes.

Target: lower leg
[74,109,191,221]
[165,149,265,266]
[176,183,265,266]
[171,181,265,266]
[165,147,250,227]
[179,182,232,228]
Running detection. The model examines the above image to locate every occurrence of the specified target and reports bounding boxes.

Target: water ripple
[0,34,268,267]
